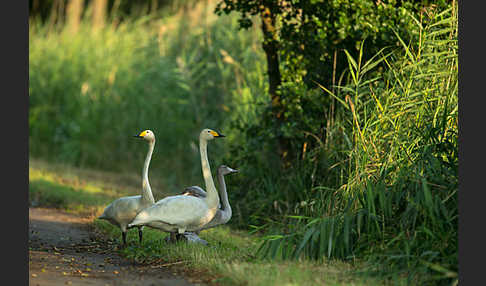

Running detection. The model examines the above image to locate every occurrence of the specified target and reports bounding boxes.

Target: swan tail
[97,213,109,220]
[127,221,140,228]
[127,216,146,228]
[98,203,114,220]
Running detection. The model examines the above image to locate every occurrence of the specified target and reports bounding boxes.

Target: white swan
[174,165,238,244]
[98,130,156,245]
[127,128,225,238]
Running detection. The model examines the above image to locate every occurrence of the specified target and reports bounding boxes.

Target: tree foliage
[216,0,449,87]
[216,0,450,165]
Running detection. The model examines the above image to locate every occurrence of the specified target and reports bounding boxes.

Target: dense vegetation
[29,0,457,285]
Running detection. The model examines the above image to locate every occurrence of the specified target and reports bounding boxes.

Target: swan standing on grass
[127,128,225,241]
[98,130,156,245]
[175,164,239,244]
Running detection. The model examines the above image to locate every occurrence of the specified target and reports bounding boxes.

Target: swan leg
[121,231,127,246]
[175,233,186,241]
[170,232,176,243]
[138,227,143,244]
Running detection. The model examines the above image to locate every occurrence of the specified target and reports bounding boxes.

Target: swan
[98,130,156,245]
[127,128,225,238]
[181,164,238,230]
[174,164,238,244]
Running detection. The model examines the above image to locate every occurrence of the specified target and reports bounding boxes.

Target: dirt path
[29,208,202,286]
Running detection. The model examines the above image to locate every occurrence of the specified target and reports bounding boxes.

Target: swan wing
[134,195,209,226]
[181,186,207,197]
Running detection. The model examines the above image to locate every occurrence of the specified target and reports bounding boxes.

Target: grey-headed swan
[176,165,238,244]
[181,164,238,229]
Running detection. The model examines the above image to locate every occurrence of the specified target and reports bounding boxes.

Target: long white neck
[200,138,219,210]
[141,140,155,204]
[217,170,232,223]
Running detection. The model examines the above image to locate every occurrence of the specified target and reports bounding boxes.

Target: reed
[253,7,457,285]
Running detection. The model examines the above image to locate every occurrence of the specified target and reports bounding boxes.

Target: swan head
[218,165,239,176]
[134,130,155,142]
[200,128,225,141]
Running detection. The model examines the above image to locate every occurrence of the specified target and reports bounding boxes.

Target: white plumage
[129,194,216,232]
[128,128,225,235]
[98,130,156,245]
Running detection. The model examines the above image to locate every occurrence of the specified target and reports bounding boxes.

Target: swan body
[98,130,156,245]
[128,128,225,235]
[128,195,215,232]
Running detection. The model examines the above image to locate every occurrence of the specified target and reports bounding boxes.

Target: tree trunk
[260,5,291,166]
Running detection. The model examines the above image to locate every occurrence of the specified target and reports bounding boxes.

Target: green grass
[30,158,402,286]
[29,158,162,215]
[95,220,394,285]
[29,160,120,215]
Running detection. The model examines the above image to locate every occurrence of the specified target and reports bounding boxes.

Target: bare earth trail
[29,207,202,286]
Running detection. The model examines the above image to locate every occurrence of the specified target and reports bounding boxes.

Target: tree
[215,0,445,167]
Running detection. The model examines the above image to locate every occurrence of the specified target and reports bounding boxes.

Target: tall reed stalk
[256,6,457,285]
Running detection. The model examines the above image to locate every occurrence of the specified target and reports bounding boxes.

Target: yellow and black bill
[210,130,225,138]
[133,130,148,138]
